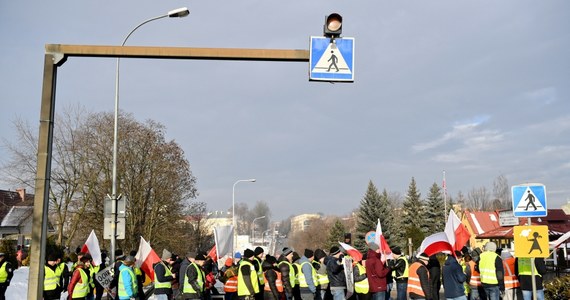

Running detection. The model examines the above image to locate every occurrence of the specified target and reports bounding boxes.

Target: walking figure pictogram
[528,231,543,254]
[524,191,537,211]
[327,50,339,72]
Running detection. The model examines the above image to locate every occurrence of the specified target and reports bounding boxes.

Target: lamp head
[168,7,190,18]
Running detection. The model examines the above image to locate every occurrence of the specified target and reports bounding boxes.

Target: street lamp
[251,215,266,243]
[232,179,256,255]
[110,7,189,263]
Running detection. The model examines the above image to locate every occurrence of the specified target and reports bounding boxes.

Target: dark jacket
[239,259,256,296]
[263,260,282,300]
[154,261,174,294]
[476,252,505,292]
[353,262,367,291]
[278,256,294,295]
[0,260,14,286]
[427,256,441,300]
[409,261,431,300]
[390,256,408,283]
[43,263,62,300]
[183,262,205,299]
[325,255,346,289]
[442,255,466,298]
[365,249,390,293]
[514,257,547,291]
[179,258,190,288]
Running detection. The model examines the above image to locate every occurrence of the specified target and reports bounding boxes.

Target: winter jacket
[325,255,346,289]
[442,255,466,299]
[278,255,294,295]
[154,261,174,294]
[263,260,282,300]
[365,249,390,293]
[515,257,547,291]
[179,258,191,288]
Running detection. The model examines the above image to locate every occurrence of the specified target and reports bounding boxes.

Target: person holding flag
[365,242,390,300]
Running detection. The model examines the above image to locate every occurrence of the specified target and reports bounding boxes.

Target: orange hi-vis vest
[502,257,520,289]
[468,260,481,287]
[264,271,284,293]
[224,275,238,293]
[407,262,429,297]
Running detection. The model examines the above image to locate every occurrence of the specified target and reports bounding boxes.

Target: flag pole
[443,170,447,224]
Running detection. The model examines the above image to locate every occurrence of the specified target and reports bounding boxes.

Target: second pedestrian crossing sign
[512,183,547,217]
[309,36,354,82]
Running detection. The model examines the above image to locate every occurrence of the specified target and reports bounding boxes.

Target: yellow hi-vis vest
[254,257,265,284]
[183,263,205,294]
[479,252,499,284]
[89,264,100,289]
[238,260,259,296]
[392,256,409,279]
[155,262,173,289]
[297,261,317,288]
[316,262,329,287]
[354,263,369,294]
[44,266,59,291]
[0,262,9,283]
[118,267,138,298]
[461,261,470,295]
[279,260,297,288]
[72,268,89,298]
[517,258,541,277]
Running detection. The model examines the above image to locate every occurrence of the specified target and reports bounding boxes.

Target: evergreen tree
[401,177,425,249]
[326,219,347,251]
[354,181,393,252]
[423,182,446,235]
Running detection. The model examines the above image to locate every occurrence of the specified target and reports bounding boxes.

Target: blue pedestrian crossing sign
[512,184,547,217]
[309,36,354,82]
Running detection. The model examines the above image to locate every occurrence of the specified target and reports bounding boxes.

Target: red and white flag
[339,242,363,262]
[375,219,393,261]
[419,232,454,257]
[81,230,102,266]
[208,245,218,262]
[135,236,161,281]
[444,209,471,252]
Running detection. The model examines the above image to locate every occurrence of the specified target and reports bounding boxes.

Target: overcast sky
[1,1,569,221]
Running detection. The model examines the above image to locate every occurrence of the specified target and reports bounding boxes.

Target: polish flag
[375,219,393,261]
[208,245,218,262]
[419,232,454,257]
[339,242,363,262]
[444,209,471,251]
[80,230,102,266]
[135,236,161,281]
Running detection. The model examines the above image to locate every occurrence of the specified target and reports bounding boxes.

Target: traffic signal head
[324,13,342,37]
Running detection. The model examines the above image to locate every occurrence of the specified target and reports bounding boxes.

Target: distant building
[204,210,232,228]
[0,188,35,247]
[291,213,321,232]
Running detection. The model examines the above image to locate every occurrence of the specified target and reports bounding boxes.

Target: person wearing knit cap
[153,249,175,298]
[253,247,265,300]
[326,246,346,300]
[262,255,284,300]
[297,248,317,299]
[389,246,408,300]
[43,252,63,300]
[181,252,207,300]
[476,242,504,300]
[237,248,260,299]
[407,252,431,300]
[117,256,138,299]
[68,254,91,299]
[365,242,390,300]
[313,249,328,300]
[277,247,295,300]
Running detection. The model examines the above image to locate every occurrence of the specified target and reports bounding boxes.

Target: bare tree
[467,186,491,211]
[492,174,510,209]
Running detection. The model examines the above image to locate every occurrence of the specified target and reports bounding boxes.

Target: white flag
[214,225,234,258]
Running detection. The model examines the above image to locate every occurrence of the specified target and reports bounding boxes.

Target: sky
[1,1,569,221]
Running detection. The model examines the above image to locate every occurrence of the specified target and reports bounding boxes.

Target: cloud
[523,86,558,105]
[412,115,492,152]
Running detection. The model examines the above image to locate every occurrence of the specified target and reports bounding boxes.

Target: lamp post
[110,7,189,263]
[251,215,266,243]
[232,179,256,255]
